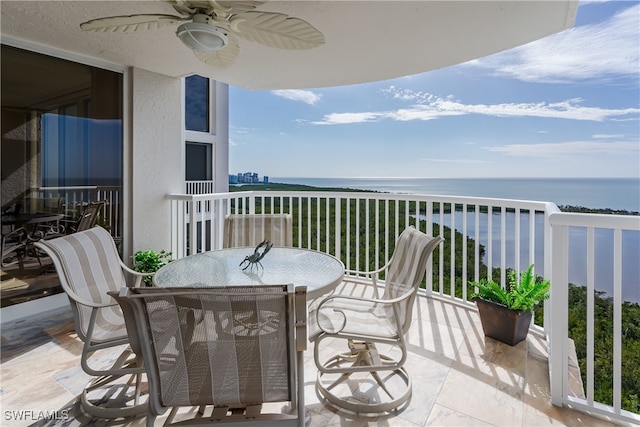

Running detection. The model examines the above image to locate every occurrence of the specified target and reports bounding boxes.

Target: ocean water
[271,177,640,212]
[272,177,640,302]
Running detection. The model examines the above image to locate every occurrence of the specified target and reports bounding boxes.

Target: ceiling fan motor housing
[176,14,228,53]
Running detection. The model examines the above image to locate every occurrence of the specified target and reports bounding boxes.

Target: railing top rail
[549,211,640,230]
[166,190,553,211]
[165,193,232,201]
[38,186,98,191]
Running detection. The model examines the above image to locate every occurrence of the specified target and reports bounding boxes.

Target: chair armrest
[342,268,390,299]
[314,289,414,335]
[318,289,414,310]
[119,260,154,287]
[344,260,391,277]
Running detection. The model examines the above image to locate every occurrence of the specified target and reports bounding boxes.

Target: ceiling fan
[80,0,325,67]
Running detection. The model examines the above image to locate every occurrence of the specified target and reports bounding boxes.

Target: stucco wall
[131,68,182,254]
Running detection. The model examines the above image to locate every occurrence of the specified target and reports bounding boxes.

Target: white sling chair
[33,226,151,418]
[112,284,307,427]
[223,214,293,248]
[310,226,443,413]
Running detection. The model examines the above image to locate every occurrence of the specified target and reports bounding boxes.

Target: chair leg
[81,374,147,419]
[315,341,412,414]
[79,347,148,419]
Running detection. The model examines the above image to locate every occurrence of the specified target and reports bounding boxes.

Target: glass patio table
[153,247,345,300]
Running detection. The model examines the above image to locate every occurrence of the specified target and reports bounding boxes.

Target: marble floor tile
[425,403,494,426]
[0,296,627,427]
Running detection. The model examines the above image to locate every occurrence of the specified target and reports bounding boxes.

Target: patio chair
[73,200,107,232]
[111,284,307,427]
[1,227,28,268]
[223,213,293,248]
[310,226,443,413]
[33,226,152,418]
[32,197,66,239]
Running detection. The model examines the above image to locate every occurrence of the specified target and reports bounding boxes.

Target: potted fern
[132,250,172,286]
[470,264,550,346]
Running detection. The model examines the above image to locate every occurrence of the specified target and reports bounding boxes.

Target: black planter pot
[475,298,532,346]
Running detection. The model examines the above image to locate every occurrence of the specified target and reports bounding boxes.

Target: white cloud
[271,89,322,105]
[593,134,625,139]
[421,158,489,164]
[466,3,640,83]
[381,86,439,103]
[311,94,639,125]
[230,125,253,134]
[484,140,639,158]
[312,112,384,125]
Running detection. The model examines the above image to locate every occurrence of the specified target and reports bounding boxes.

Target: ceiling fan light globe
[176,23,228,53]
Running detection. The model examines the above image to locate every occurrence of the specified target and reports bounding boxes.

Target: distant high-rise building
[229,171,267,184]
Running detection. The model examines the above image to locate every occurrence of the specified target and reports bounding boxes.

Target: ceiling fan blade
[229,11,325,50]
[215,1,266,14]
[80,14,186,33]
[168,0,199,16]
[194,33,240,67]
[169,0,263,16]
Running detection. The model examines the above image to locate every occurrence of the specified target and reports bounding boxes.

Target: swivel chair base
[315,341,411,414]
[80,348,148,419]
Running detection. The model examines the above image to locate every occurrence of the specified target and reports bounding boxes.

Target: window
[185,75,209,132]
[185,142,212,181]
[184,74,215,195]
[1,45,123,307]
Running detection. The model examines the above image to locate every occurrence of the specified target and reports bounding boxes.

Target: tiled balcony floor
[0,295,620,427]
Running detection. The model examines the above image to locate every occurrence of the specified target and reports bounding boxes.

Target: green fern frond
[470,264,550,312]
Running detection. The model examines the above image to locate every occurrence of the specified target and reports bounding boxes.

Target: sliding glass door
[1,45,123,307]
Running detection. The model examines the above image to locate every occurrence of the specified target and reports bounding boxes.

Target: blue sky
[229,1,639,179]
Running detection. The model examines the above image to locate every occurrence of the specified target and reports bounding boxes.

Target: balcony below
[0,293,619,427]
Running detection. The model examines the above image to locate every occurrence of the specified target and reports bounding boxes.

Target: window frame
[183,75,216,190]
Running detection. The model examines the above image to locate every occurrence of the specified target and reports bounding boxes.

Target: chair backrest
[1,227,28,267]
[223,214,293,248]
[76,200,107,232]
[115,285,306,420]
[383,226,443,333]
[33,226,127,341]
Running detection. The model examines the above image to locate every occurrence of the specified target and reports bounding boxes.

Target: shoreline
[230,182,640,216]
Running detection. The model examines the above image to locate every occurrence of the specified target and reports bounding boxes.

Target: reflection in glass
[185,75,209,132]
[1,45,123,307]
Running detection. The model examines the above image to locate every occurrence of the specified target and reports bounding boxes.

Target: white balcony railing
[166,190,640,425]
[185,180,215,194]
[549,211,640,424]
[33,186,122,239]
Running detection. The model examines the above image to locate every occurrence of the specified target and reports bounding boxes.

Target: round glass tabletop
[153,247,345,299]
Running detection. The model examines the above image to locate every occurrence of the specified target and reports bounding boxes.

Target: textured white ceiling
[1,1,578,90]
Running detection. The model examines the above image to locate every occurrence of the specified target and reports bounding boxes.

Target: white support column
[131,68,182,254]
[550,219,569,407]
[214,82,229,194]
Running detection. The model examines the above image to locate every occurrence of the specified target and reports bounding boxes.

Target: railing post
[334,196,341,259]
[249,193,256,214]
[188,198,198,256]
[549,216,569,407]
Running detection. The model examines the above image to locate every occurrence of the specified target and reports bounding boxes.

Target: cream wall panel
[131,68,182,254]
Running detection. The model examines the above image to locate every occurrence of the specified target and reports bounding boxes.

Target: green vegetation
[230,182,639,414]
[132,250,173,286]
[470,264,550,312]
[230,182,369,193]
[559,205,639,216]
[568,284,640,414]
